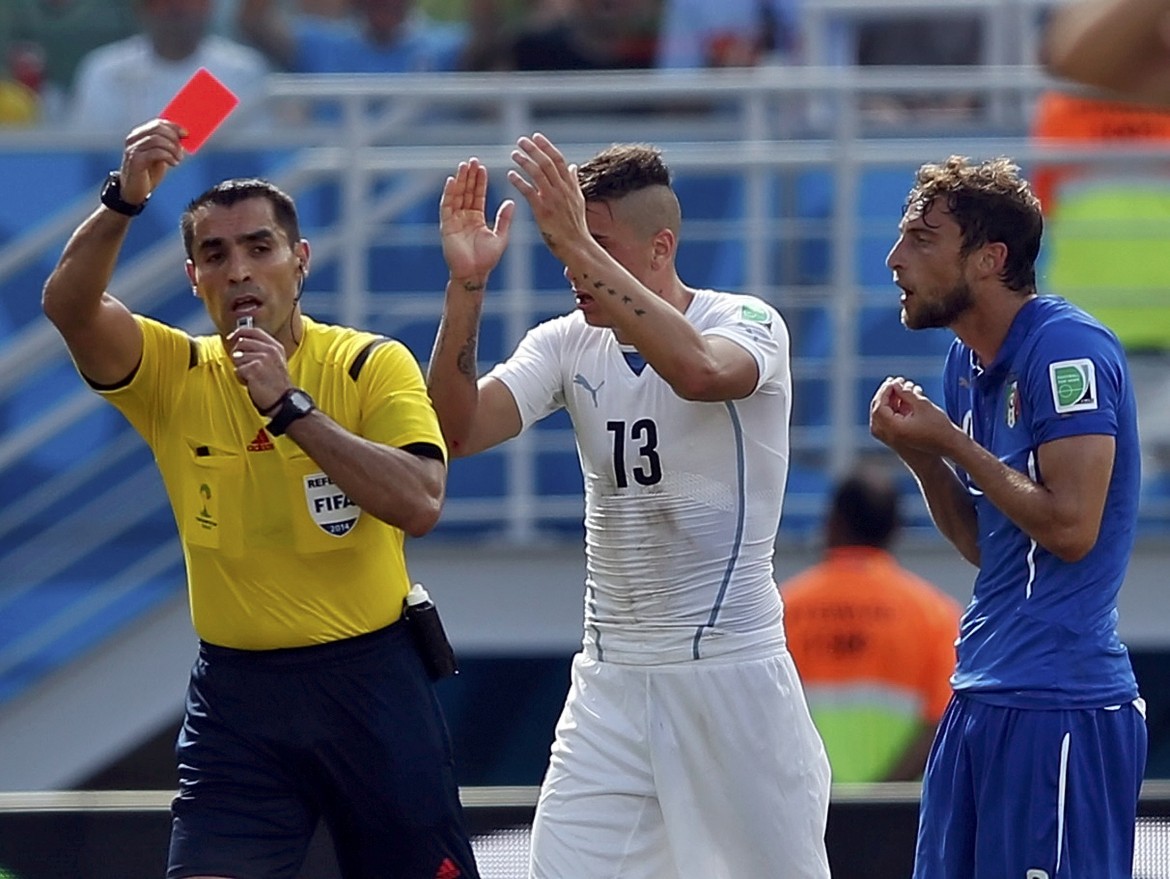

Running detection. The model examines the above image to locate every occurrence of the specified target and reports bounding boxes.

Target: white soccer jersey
[487,289,792,664]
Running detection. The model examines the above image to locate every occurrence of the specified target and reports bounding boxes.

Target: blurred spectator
[7,41,46,96]
[238,0,466,73]
[780,467,961,783]
[299,0,353,15]
[655,0,800,68]
[0,76,39,127]
[437,0,567,71]
[853,16,982,67]
[69,0,269,133]
[811,11,985,126]
[491,0,660,71]
[0,0,139,124]
[1030,89,1170,468]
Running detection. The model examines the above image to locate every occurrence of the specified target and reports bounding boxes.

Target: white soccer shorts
[529,650,832,879]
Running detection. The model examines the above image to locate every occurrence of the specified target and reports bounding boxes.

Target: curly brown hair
[906,156,1042,293]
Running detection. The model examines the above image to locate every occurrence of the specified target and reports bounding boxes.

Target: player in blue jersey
[870,155,1146,879]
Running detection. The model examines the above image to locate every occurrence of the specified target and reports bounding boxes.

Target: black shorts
[167,621,479,879]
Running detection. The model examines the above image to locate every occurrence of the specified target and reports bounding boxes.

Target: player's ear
[980,241,1008,277]
[185,259,199,296]
[651,228,675,269]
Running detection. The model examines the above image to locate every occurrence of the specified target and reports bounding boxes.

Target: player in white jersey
[427,133,831,878]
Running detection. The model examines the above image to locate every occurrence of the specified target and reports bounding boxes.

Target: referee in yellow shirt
[42,118,479,879]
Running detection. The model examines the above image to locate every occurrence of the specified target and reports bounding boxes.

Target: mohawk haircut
[576,144,672,201]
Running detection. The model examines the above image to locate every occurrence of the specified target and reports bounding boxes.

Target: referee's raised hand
[118,118,186,206]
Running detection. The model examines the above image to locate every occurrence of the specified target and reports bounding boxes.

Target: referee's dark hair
[826,467,901,550]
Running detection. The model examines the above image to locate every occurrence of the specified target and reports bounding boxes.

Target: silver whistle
[236,315,253,329]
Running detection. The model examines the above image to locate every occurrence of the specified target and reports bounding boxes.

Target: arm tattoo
[462,280,484,292]
[580,272,645,316]
[456,335,477,380]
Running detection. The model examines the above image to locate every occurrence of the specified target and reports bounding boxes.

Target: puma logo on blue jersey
[573,373,605,407]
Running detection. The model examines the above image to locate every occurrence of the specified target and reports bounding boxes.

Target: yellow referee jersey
[96,314,446,650]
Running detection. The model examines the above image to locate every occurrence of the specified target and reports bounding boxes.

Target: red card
[159,68,240,153]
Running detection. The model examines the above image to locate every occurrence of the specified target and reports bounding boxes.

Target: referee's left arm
[283,413,446,537]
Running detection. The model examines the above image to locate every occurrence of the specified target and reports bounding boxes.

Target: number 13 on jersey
[607,419,662,487]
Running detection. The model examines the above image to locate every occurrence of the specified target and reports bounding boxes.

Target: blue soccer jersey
[942,295,1140,708]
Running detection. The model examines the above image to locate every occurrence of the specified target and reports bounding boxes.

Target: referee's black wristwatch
[265,388,316,437]
[99,171,149,217]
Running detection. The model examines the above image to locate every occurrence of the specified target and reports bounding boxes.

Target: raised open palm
[440,158,514,281]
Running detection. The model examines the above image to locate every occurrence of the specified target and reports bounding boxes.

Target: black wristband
[266,388,316,437]
[99,171,149,217]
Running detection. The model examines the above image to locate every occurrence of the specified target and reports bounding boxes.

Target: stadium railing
[2,64,1169,730]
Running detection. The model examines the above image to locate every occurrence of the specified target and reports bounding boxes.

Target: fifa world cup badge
[1005,380,1020,429]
